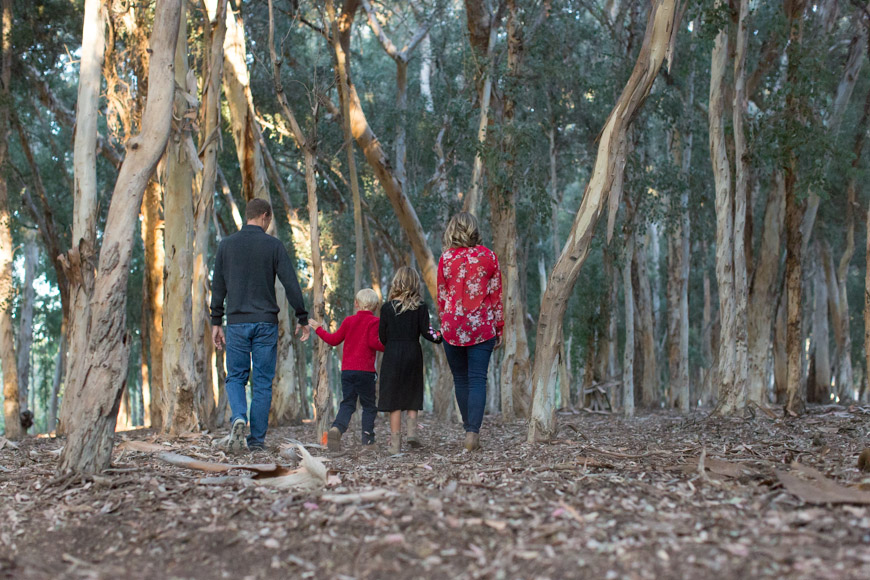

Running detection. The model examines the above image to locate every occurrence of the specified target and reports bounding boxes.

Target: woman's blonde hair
[388,267,423,314]
[355,288,380,312]
[443,212,483,249]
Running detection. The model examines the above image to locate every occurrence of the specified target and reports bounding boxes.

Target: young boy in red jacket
[310,289,384,451]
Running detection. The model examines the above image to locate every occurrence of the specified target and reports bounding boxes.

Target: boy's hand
[308,319,322,329]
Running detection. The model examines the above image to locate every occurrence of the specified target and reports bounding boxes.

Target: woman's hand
[495,334,503,349]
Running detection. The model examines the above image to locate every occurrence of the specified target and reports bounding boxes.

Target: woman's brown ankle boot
[389,432,402,455]
[406,416,421,448]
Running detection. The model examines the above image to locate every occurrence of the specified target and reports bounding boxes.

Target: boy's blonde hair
[355,288,380,312]
[443,211,482,249]
[388,267,423,314]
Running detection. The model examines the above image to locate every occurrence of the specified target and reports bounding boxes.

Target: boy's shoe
[227,418,248,454]
[327,426,342,452]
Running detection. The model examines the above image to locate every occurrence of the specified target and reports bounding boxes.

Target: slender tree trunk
[59,0,106,434]
[0,0,19,440]
[192,0,227,430]
[141,181,166,429]
[747,174,785,404]
[139,317,151,427]
[48,333,65,433]
[810,243,832,402]
[464,14,497,217]
[784,0,808,416]
[163,1,200,435]
[59,0,182,473]
[528,0,679,441]
[634,231,657,407]
[623,235,636,418]
[709,10,740,414]
[307,149,331,439]
[731,0,750,409]
[329,0,365,293]
[16,229,38,423]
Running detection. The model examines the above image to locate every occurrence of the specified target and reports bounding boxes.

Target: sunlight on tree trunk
[141,181,166,430]
[58,0,106,435]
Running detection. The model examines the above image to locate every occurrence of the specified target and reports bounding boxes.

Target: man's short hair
[245,198,273,221]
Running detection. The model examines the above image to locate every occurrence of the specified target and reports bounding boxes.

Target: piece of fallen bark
[584,447,672,459]
[158,445,327,490]
[776,462,870,505]
[0,437,19,451]
[670,455,759,478]
[117,440,169,453]
[320,489,394,504]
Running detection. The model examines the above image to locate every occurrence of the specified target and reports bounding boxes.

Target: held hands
[212,326,226,351]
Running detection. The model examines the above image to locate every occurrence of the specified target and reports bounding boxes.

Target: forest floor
[2,406,870,579]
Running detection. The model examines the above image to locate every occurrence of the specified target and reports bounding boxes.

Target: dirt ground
[2,406,870,579]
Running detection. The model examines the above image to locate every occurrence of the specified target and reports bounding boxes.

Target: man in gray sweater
[210,198,309,452]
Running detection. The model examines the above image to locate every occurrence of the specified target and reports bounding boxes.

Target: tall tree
[162,0,200,435]
[527,0,680,441]
[59,0,106,433]
[0,0,20,439]
[59,0,182,473]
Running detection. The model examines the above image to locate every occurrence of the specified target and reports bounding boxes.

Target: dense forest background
[0,0,868,471]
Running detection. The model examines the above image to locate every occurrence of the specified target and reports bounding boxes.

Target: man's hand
[495,334,503,349]
[296,324,311,341]
[212,325,226,350]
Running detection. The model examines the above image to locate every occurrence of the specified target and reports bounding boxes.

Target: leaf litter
[1,406,870,579]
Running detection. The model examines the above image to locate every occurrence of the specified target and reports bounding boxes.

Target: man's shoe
[327,426,342,452]
[227,418,248,454]
[362,431,375,446]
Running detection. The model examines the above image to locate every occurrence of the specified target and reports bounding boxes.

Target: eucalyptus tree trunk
[528,0,679,441]
[0,0,18,440]
[307,150,331,439]
[163,1,200,435]
[222,2,302,421]
[784,0,808,416]
[16,229,38,423]
[59,0,181,474]
[48,334,65,433]
[635,231,657,407]
[747,174,784,404]
[331,0,365,293]
[193,0,228,428]
[141,181,166,430]
[708,10,741,415]
[809,244,831,403]
[622,235,636,419]
[731,0,750,409]
[59,0,106,434]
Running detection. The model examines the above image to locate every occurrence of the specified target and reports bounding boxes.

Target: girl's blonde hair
[443,212,482,249]
[388,267,423,314]
[355,288,380,312]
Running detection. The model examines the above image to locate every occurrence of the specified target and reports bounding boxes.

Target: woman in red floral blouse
[437,212,504,451]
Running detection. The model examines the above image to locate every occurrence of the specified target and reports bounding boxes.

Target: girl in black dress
[378,267,442,454]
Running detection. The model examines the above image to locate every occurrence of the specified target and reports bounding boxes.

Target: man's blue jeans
[225,322,278,447]
[443,337,496,433]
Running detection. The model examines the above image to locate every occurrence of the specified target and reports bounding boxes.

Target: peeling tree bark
[527,0,678,441]
[59,0,181,474]
[141,181,166,430]
[58,0,106,435]
[163,0,200,435]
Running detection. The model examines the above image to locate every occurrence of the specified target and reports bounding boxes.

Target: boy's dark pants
[332,370,377,443]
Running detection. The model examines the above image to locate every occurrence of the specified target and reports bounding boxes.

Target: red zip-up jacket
[315,310,385,372]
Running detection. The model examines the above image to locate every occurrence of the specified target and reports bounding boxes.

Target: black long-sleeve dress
[377,301,442,411]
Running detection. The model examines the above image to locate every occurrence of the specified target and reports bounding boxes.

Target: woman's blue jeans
[225,322,278,447]
[443,337,496,433]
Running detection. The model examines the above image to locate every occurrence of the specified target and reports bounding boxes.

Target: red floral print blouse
[437,245,504,346]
